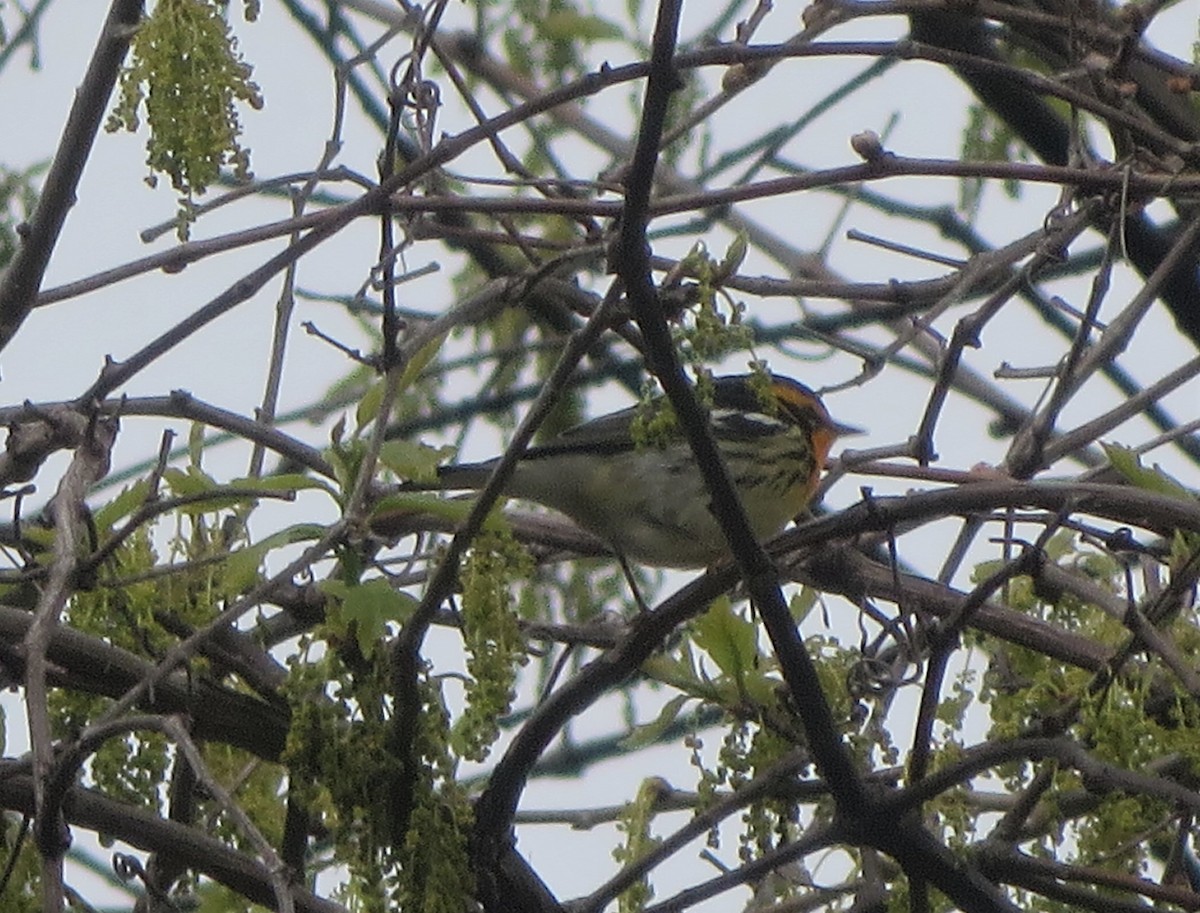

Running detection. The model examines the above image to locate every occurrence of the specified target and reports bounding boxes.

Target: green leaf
[398,331,447,392]
[162,466,217,498]
[641,648,720,703]
[222,541,268,595]
[355,380,385,432]
[188,421,205,468]
[692,595,760,686]
[257,523,329,548]
[539,11,622,41]
[93,480,153,532]
[789,587,819,624]
[640,649,697,690]
[621,694,691,749]
[227,472,338,499]
[162,469,276,515]
[502,28,534,77]
[678,240,710,278]
[1101,443,1194,500]
[716,232,748,282]
[325,438,365,496]
[378,440,456,483]
[338,578,419,657]
[211,523,326,596]
[958,103,1029,222]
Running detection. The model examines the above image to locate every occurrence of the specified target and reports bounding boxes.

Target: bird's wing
[524,403,642,458]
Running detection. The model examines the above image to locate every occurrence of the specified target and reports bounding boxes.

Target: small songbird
[430,374,855,568]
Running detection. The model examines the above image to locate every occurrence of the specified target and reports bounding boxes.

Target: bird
[427,373,855,568]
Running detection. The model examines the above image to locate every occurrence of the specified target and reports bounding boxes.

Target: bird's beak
[829,419,865,438]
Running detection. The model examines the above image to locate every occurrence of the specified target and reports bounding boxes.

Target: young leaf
[355,380,385,432]
[94,480,153,532]
[621,694,692,749]
[163,466,217,498]
[326,577,418,658]
[1102,443,1195,500]
[378,440,456,483]
[692,595,761,687]
[398,332,447,392]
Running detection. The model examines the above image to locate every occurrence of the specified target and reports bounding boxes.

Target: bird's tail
[382,460,497,496]
[431,460,497,491]
[370,460,497,539]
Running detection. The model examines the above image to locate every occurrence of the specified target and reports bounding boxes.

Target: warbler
[431,374,854,568]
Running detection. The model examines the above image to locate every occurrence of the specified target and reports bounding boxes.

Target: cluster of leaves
[959,103,1030,222]
[282,645,407,911]
[0,814,39,913]
[894,447,1200,887]
[46,467,271,815]
[106,0,263,236]
[671,236,754,364]
[453,528,533,761]
[1,448,311,906]
[477,0,624,85]
[627,340,764,455]
[612,777,668,913]
[698,719,801,860]
[627,597,862,905]
[201,742,286,848]
[278,394,547,909]
[394,675,476,913]
[967,526,1200,879]
[0,161,45,271]
[281,622,476,911]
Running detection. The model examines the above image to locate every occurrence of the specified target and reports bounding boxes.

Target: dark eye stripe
[712,409,787,440]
